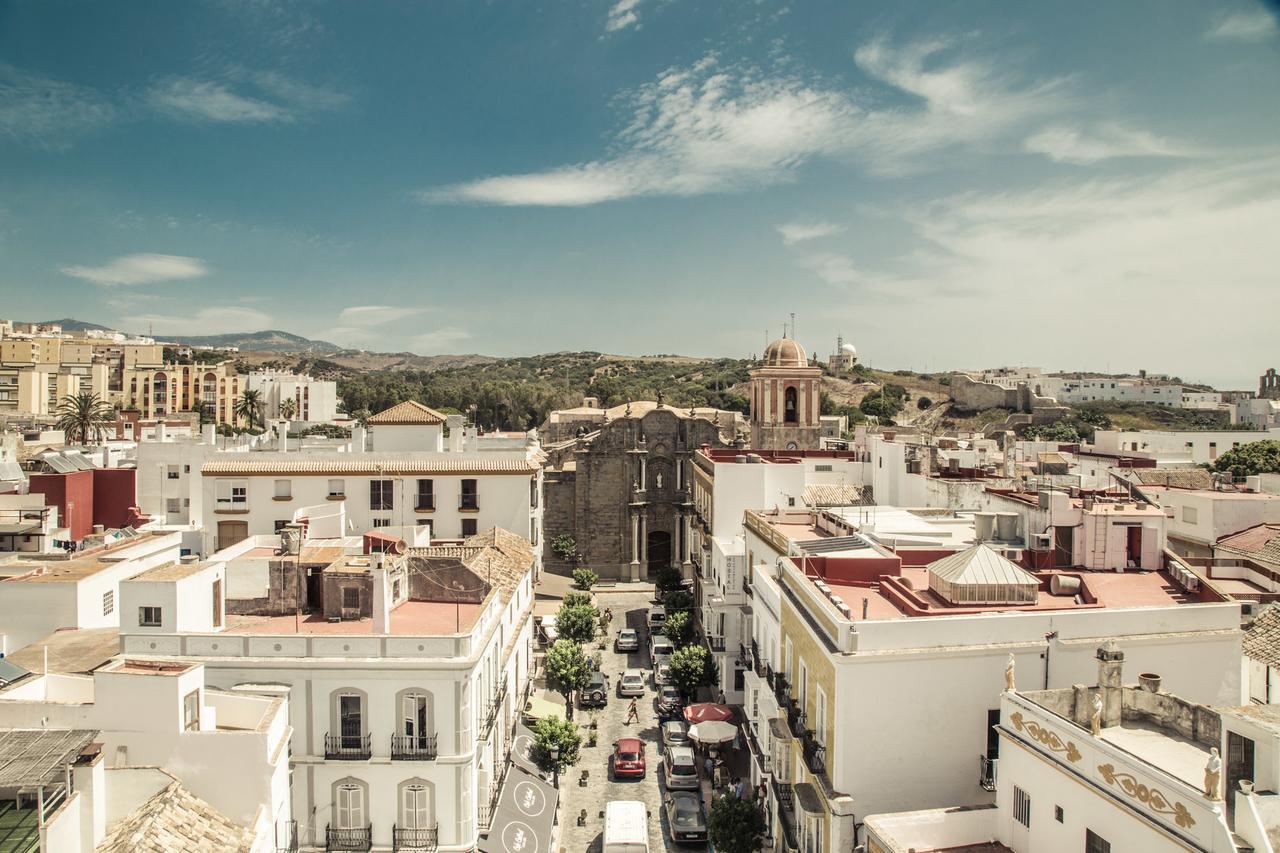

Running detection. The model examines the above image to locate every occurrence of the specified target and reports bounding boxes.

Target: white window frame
[336,781,366,830]
[215,478,248,509]
[274,479,291,499]
[328,479,345,498]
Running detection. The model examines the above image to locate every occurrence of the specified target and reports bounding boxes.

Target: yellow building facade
[121,362,244,425]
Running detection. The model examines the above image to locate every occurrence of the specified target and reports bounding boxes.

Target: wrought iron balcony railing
[393,824,439,851]
[707,635,726,652]
[324,732,372,761]
[391,733,438,761]
[979,755,998,792]
[326,824,372,852]
[772,780,799,851]
[801,732,826,776]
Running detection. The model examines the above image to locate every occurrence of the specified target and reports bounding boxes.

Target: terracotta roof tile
[1217,523,1280,565]
[97,779,252,852]
[1244,604,1280,668]
[367,400,447,425]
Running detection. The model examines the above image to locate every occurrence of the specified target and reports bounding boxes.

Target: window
[183,465,190,473]
[166,498,180,514]
[1085,830,1110,853]
[400,781,433,830]
[212,579,222,628]
[372,518,391,528]
[342,587,361,611]
[530,478,539,508]
[338,693,363,748]
[335,780,366,830]
[274,520,290,533]
[1013,786,1031,828]
[402,692,432,742]
[416,479,434,510]
[139,606,162,627]
[215,479,247,509]
[274,479,291,499]
[370,479,393,511]
[102,590,114,616]
[183,689,200,731]
[166,465,179,480]
[460,479,478,510]
[461,518,477,538]
[1182,506,1198,524]
[1054,805,1064,822]
[328,479,345,498]
[784,386,799,424]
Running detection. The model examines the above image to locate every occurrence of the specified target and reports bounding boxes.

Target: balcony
[326,824,372,852]
[459,497,479,511]
[773,672,789,703]
[979,755,997,792]
[481,680,508,735]
[393,824,439,851]
[706,635,726,653]
[391,734,438,761]
[772,780,799,851]
[324,732,372,761]
[785,701,806,740]
[801,732,826,776]
[742,574,753,597]
[477,779,502,830]
[276,820,298,852]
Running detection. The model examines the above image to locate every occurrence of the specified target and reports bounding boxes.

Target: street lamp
[549,745,560,789]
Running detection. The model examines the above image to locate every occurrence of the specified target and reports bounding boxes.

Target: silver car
[661,720,690,749]
[615,628,640,652]
[618,669,646,697]
[663,746,700,791]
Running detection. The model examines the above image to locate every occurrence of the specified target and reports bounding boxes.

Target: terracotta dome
[762,337,808,368]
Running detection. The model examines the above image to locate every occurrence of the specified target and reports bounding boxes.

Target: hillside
[160,329,343,353]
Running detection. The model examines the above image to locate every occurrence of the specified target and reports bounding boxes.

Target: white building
[0,493,61,555]
[1094,428,1280,466]
[0,531,182,655]
[688,448,869,704]
[1135,484,1280,560]
[0,656,292,851]
[738,505,1243,852]
[115,527,539,852]
[864,646,1278,853]
[246,370,339,423]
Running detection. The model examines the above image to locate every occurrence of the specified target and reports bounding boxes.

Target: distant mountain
[159,329,343,353]
[35,318,113,332]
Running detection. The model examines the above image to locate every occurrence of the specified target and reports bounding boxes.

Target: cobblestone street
[553,587,708,853]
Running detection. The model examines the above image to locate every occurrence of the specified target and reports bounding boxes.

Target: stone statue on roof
[1090,693,1103,736]
[1204,748,1222,800]
[1004,654,1016,692]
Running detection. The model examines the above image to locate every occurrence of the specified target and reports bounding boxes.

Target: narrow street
[553,586,709,853]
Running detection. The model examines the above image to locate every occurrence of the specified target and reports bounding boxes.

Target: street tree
[708,793,767,853]
[664,609,696,648]
[572,567,598,590]
[555,602,597,644]
[544,639,592,719]
[530,715,581,777]
[664,589,694,614]
[670,644,718,699]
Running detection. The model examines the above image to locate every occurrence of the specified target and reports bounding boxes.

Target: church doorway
[646,530,671,576]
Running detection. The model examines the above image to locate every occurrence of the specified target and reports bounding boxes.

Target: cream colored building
[122,362,244,425]
[0,326,159,416]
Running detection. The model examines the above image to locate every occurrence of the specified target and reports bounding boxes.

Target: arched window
[329,688,369,756]
[784,386,799,424]
[394,689,437,758]
[332,777,368,830]
[398,778,436,831]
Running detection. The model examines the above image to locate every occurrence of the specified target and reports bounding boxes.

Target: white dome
[841,343,858,356]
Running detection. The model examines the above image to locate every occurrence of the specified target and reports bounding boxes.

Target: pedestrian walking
[625,698,639,725]
[716,690,726,705]
[704,754,714,779]
[734,777,745,799]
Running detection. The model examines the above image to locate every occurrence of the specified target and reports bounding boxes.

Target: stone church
[540,336,825,580]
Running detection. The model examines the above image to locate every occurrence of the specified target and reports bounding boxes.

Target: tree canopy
[708,793,767,853]
[670,644,718,698]
[530,715,581,776]
[544,639,592,717]
[54,393,113,444]
[1214,440,1280,478]
[555,603,597,644]
[663,610,695,648]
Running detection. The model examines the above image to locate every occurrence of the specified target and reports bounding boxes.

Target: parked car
[663,790,708,843]
[652,661,671,688]
[646,606,667,633]
[604,801,650,853]
[618,669,646,697]
[662,746,700,791]
[656,685,683,720]
[649,636,674,663]
[580,670,609,708]
[610,737,647,779]
[661,720,690,749]
[615,628,640,652]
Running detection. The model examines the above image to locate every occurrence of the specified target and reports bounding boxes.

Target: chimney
[372,556,391,634]
[278,425,288,453]
[351,425,367,453]
[1096,641,1124,728]
[155,422,167,443]
[100,446,112,468]
[202,424,216,445]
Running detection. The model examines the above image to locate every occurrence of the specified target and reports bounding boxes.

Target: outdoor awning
[477,724,559,853]
[0,729,98,788]
[794,782,824,815]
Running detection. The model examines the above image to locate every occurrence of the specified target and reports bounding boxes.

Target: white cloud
[423,40,1067,206]
[1206,9,1278,41]
[777,221,844,245]
[0,64,116,147]
[147,72,347,123]
[797,252,864,286]
[337,305,426,326]
[606,0,643,33]
[411,327,472,353]
[135,306,272,336]
[60,253,209,286]
[1025,124,1193,165]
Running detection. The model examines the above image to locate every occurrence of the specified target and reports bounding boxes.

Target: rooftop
[99,659,198,677]
[224,599,483,636]
[201,452,538,475]
[1142,485,1280,502]
[1,532,168,584]
[1218,524,1280,564]
[366,399,447,426]
[98,776,252,853]
[1244,604,1280,667]
[0,728,97,788]
[132,560,213,582]
[1098,719,1210,787]
[5,627,121,674]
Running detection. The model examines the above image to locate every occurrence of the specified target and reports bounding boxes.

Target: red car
[610,738,646,779]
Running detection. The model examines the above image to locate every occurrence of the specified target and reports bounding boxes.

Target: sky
[1,0,1278,389]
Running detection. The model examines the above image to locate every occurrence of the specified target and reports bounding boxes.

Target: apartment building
[245,370,339,423]
[115,528,538,852]
[0,325,161,416]
[121,361,243,425]
[864,646,1277,853]
[738,507,1242,852]
[1094,428,1280,466]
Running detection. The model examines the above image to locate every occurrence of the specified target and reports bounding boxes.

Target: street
[554,586,709,853]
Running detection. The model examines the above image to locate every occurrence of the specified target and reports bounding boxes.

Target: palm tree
[192,399,215,427]
[55,392,113,444]
[233,389,265,429]
[279,397,298,421]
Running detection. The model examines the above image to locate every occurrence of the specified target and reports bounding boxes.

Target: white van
[603,800,650,853]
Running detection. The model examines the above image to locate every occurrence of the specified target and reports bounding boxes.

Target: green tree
[669,644,718,699]
[663,609,696,648]
[654,565,684,593]
[555,603,597,644]
[54,393,113,444]
[572,567,598,590]
[233,389,265,428]
[550,534,577,562]
[859,390,902,421]
[279,397,298,420]
[708,793,767,853]
[544,639,592,720]
[530,715,581,776]
[562,591,593,609]
[664,589,694,614]
[1025,421,1082,442]
[1214,440,1280,478]
[192,399,215,427]
[916,396,933,410]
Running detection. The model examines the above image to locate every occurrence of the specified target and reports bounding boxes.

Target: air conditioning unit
[1032,533,1053,551]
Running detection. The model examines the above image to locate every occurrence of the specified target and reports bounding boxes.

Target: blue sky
[1,1,1277,389]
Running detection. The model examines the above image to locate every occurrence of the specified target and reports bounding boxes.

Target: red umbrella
[683,703,733,724]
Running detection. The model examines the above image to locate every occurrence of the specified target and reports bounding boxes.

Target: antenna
[790,312,796,342]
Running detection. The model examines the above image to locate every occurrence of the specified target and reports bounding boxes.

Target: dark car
[580,670,609,708]
[610,737,646,779]
[656,684,684,720]
[664,790,708,843]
